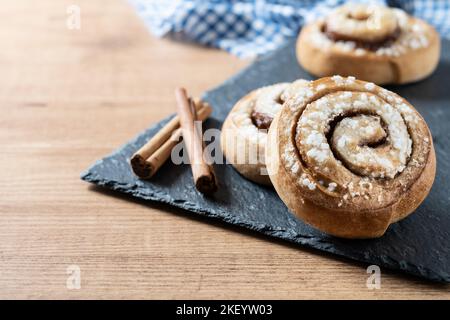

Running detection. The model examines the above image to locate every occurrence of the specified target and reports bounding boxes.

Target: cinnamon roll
[266,76,436,238]
[221,81,307,185]
[296,4,440,84]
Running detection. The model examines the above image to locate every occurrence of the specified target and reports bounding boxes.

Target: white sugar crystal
[353,100,365,108]
[305,131,323,146]
[365,82,375,91]
[341,92,353,99]
[337,136,348,148]
[369,95,379,105]
[412,23,423,32]
[332,75,344,85]
[364,126,375,135]
[306,148,329,163]
[320,142,328,150]
[346,119,358,129]
[346,76,356,84]
[316,97,328,108]
[409,39,420,49]
[377,157,393,170]
[327,182,337,192]
[356,153,366,162]
[336,41,356,52]
[302,177,316,190]
[283,149,295,167]
[419,35,428,47]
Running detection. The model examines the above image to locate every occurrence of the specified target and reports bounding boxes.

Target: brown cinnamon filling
[324,25,401,51]
[251,111,273,130]
[325,110,390,178]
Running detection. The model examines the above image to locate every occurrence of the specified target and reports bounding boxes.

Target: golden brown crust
[266,76,436,238]
[220,83,291,185]
[296,7,440,85]
[221,104,270,185]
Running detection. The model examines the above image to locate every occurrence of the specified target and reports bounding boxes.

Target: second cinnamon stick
[175,88,217,194]
[130,102,211,179]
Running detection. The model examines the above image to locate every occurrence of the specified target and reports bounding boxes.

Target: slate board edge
[80,38,450,283]
[81,162,449,283]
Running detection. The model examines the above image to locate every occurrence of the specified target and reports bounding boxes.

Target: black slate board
[82,39,450,283]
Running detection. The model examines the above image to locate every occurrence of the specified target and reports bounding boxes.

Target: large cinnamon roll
[296,4,440,84]
[266,76,436,238]
[221,81,307,185]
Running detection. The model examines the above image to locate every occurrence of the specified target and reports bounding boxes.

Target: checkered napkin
[129,0,450,58]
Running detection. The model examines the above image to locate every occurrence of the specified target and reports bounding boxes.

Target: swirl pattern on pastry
[221,81,307,185]
[326,4,398,44]
[296,4,440,84]
[266,76,436,238]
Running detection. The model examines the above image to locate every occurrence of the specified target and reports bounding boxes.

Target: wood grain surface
[0,0,449,299]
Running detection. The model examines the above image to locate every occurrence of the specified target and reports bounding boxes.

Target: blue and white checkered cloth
[129,0,450,58]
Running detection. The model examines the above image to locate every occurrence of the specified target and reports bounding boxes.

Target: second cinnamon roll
[221,80,308,185]
[296,4,440,84]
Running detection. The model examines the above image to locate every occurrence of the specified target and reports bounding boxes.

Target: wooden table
[1,0,448,299]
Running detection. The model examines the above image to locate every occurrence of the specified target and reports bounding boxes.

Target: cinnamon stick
[175,88,218,194]
[131,99,204,162]
[130,100,211,179]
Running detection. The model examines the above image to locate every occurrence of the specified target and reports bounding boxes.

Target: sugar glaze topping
[279,77,430,210]
[307,5,432,57]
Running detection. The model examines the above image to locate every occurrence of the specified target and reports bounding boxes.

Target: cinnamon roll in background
[221,80,308,185]
[266,76,436,238]
[296,4,440,84]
